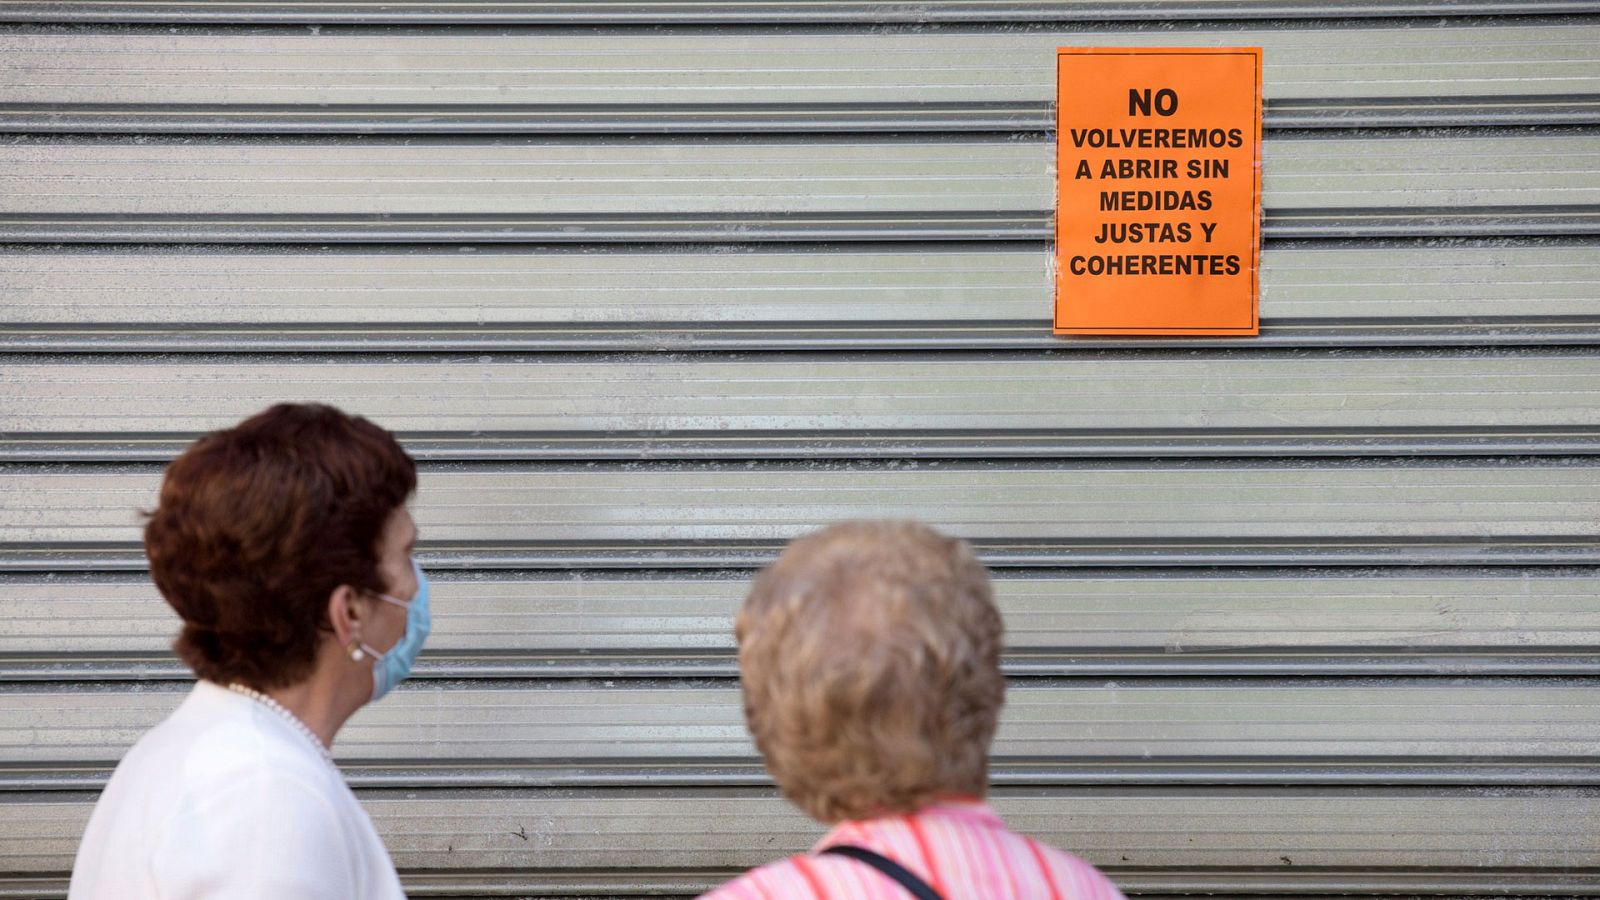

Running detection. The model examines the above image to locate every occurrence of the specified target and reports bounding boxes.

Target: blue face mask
[359,557,431,702]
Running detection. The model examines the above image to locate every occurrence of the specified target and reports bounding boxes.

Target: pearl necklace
[226,682,336,766]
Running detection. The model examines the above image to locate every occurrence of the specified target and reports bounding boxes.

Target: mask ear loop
[345,577,413,664]
[349,637,390,663]
[342,593,388,664]
[363,589,411,662]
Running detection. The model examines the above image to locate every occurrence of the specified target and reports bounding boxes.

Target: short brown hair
[144,403,416,689]
[737,520,1005,824]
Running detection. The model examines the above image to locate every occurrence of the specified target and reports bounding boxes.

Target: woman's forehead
[382,506,417,551]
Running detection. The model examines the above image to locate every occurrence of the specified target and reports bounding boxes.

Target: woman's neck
[261,643,373,749]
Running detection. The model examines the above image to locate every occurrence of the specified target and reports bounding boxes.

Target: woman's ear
[327,584,367,649]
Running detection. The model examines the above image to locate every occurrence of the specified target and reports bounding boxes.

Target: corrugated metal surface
[6,460,1598,549]
[7,680,1600,768]
[0,242,1596,325]
[5,25,1598,107]
[1,2,1597,898]
[9,787,1600,887]
[5,242,1597,351]
[1,134,1594,215]
[5,2,1598,23]
[3,353,1599,442]
[7,571,1600,661]
[7,568,1600,687]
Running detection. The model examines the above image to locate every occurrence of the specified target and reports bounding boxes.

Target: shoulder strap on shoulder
[820,844,945,900]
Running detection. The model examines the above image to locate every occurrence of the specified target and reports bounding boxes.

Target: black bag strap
[820,844,946,900]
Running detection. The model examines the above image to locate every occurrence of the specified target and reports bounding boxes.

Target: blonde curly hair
[737,520,1005,824]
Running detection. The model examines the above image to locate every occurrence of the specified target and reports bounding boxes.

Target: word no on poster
[1055,47,1263,335]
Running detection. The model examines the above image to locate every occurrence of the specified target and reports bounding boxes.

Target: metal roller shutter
[1,3,1596,897]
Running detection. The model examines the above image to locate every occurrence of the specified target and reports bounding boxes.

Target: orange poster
[1055,48,1262,335]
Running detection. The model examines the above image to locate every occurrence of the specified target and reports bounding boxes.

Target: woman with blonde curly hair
[702,520,1125,900]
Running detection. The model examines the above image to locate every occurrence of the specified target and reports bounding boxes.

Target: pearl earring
[348,640,365,662]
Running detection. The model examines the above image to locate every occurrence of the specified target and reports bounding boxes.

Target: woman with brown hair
[702,520,1125,900]
[69,404,427,900]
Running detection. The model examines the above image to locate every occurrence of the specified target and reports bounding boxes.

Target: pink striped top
[698,801,1126,900]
